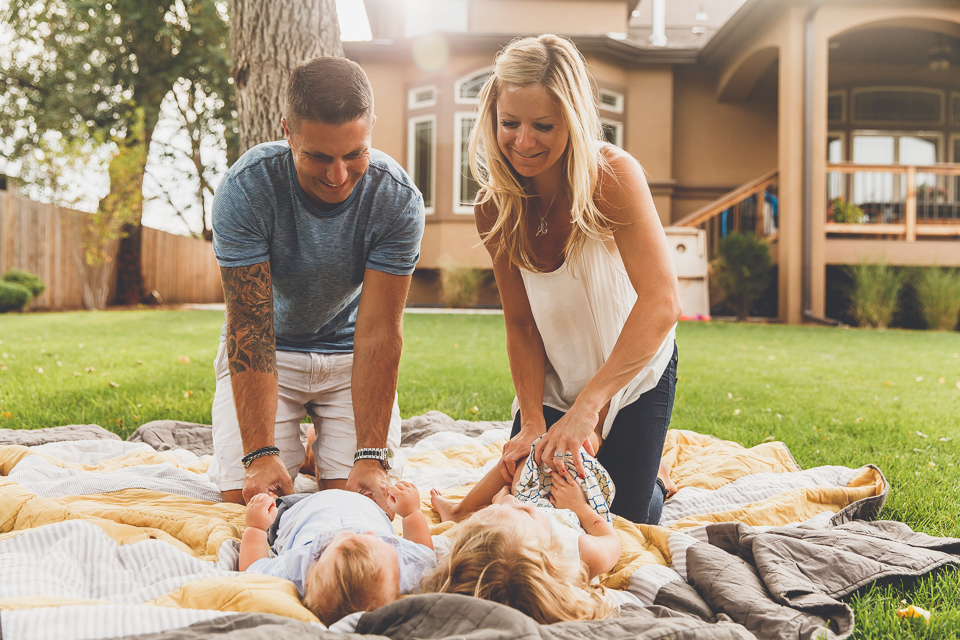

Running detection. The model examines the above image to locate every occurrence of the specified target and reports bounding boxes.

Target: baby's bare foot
[658,460,679,498]
[430,488,462,523]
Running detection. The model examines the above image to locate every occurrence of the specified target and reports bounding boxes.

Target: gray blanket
[113,595,754,640]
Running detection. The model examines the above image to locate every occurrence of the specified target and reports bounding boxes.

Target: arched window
[455,68,493,104]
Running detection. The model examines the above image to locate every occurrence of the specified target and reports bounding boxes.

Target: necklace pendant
[536,219,548,236]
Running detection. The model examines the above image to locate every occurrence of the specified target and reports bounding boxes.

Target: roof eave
[344,33,700,66]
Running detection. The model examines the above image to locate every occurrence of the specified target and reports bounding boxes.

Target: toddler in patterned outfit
[428,438,621,623]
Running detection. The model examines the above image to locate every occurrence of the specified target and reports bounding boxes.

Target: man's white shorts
[207,341,401,492]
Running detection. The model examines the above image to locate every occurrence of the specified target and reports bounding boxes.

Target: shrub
[827,198,865,224]
[913,267,960,331]
[845,261,908,329]
[0,281,32,313]
[1,268,46,298]
[439,263,485,308]
[711,232,773,321]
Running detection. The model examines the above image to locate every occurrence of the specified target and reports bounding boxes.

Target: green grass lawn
[1,309,959,638]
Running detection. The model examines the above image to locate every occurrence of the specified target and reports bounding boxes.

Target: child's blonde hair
[302,536,399,625]
[421,507,612,623]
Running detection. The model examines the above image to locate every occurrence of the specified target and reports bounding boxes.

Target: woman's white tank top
[517,236,676,439]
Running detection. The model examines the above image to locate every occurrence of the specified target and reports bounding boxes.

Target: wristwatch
[354,447,394,471]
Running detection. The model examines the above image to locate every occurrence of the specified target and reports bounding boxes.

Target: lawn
[1,309,959,638]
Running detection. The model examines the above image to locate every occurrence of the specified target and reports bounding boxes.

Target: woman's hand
[498,423,545,483]
[533,404,599,478]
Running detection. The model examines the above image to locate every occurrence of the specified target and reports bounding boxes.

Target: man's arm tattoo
[221,263,277,377]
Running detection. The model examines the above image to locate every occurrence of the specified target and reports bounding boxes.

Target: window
[826,133,845,201]
[601,119,623,148]
[599,88,624,114]
[828,91,845,124]
[455,68,493,104]
[408,85,437,110]
[454,113,480,213]
[851,131,940,204]
[851,88,943,126]
[952,93,960,126]
[408,115,436,213]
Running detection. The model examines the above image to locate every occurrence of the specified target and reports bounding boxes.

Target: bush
[913,267,960,331]
[827,198,865,224]
[711,232,773,321]
[845,261,908,329]
[1,268,46,298]
[0,281,32,313]
[439,263,485,308]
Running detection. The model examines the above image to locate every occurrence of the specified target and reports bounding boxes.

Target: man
[209,56,424,511]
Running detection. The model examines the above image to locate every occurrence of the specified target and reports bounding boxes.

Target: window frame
[600,118,624,148]
[408,85,438,110]
[407,114,437,215]
[850,87,945,127]
[598,88,624,114]
[454,67,494,105]
[453,111,480,214]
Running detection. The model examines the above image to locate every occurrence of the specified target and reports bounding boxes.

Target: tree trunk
[230,0,343,154]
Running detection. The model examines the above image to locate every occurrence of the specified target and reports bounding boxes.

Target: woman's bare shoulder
[474,189,500,234]
[595,145,650,223]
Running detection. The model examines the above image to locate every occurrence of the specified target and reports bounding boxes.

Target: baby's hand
[245,492,278,530]
[387,481,421,518]
[548,469,588,511]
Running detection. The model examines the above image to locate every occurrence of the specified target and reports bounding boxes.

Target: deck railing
[826,163,960,240]
[672,169,779,257]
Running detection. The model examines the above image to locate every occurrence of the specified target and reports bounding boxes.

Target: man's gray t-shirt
[212,142,424,353]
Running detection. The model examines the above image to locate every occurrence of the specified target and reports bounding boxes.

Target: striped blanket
[1,413,953,640]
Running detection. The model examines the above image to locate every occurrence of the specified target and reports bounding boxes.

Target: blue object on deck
[765,191,779,228]
[721,208,731,237]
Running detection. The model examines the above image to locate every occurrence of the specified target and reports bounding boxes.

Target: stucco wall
[670,65,779,221]
[468,0,627,36]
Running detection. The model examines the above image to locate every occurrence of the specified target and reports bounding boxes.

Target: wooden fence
[0,188,223,310]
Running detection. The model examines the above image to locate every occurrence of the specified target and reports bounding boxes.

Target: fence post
[905,166,917,242]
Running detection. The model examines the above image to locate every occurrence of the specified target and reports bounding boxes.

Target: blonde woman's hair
[470,34,613,272]
[421,507,612,623]
[302,537,399,625]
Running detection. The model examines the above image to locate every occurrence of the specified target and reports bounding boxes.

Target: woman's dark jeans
[510,345,678,524]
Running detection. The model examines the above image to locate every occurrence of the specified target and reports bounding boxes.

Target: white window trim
[828,90,846,125]
[408,85,438,110]
[827,130,846,162]
[851,129,944,165]
[455,66,494,105]
[850,86,945,127]
[599,88,624,114]
[600,118,623,148]
[454,111,478,214]
[407,114,436,215]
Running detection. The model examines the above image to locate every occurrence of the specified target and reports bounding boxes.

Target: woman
[470,34,681,524]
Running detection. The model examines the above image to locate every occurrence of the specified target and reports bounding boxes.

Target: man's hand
[548,468,589,511]
[345,459,392,516]
[245,492,279,530]
[242,455,294,504]
[387,481,422,518]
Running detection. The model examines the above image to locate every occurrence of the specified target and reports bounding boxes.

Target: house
[344,0,960,323]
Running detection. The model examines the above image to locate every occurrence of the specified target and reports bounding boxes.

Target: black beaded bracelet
[241,446,280,468]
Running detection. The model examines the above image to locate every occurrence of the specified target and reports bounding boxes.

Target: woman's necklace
[535,190,559,237]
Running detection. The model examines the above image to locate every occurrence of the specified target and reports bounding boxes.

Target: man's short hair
[285,56,374,130]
